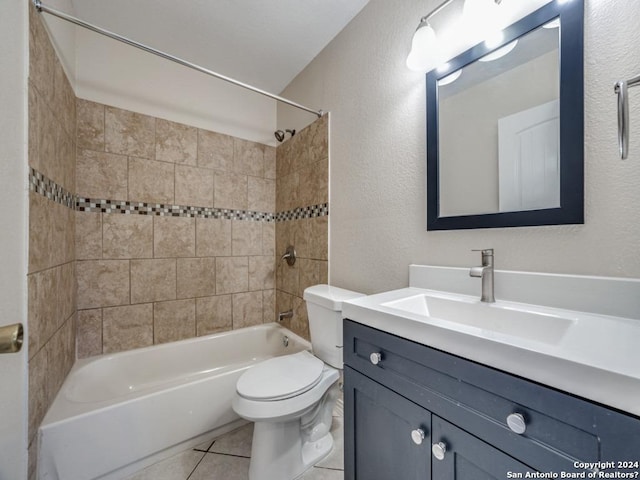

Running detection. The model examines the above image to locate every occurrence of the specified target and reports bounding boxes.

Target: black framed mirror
[426,0,584,231]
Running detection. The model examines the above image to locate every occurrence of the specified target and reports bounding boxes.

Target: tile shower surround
[28,4,77,479]
[72,100,329,354]
[275,114,330,340]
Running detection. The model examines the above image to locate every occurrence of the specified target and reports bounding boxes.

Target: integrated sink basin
[341,265,640,417]
[381,292,576,345]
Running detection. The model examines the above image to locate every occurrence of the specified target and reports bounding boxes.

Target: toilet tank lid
[303,284,365,311]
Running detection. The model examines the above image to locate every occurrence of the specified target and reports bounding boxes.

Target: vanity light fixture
[406,0,505,72]
[438,69,462,85]
[478,39,518,62]
[484,30,505,49]
[406,0,455,72]
[463,0,504,45]
[543,18,561,29]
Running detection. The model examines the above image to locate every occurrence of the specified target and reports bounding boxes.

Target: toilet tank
[303,284,365,368]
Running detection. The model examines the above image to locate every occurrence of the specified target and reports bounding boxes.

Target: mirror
[426,0,584,230]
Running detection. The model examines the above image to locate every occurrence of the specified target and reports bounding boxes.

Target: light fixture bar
[422,0,501,22]
[33,0,324,118]
[422,0,456,22]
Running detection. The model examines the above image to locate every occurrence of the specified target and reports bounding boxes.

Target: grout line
[102,104,106,153]
[191,438,215,453]
[99,307,104,355]
[202,451,251,459]
[185,449,209,480]
[126,156,130,206]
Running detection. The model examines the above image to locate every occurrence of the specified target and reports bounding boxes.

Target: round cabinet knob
[432,441,447,461]
[411,429,425,445]
[507,413,527,435]
[369,352,382,365]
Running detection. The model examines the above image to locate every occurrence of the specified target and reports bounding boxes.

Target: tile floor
[125,399,344,480]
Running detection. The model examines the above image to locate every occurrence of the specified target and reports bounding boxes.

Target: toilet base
[248,420,334,480]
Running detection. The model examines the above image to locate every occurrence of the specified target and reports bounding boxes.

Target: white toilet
[232,284,364,480]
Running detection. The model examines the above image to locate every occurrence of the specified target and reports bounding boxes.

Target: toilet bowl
[232,284,365,480]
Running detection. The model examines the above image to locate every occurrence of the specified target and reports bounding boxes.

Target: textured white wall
[278,0,640,294]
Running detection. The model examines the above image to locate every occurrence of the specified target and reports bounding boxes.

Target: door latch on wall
[0,323,24,354]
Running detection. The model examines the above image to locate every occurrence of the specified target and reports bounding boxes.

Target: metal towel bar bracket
[615,74,640,159]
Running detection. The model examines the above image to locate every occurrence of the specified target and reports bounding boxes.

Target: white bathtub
[38,323,310,480]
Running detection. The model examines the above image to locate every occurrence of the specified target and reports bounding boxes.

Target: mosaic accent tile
[29,168,327,222]
[76,198,275,221]
[275,203,329,221]
[29,168,75,209]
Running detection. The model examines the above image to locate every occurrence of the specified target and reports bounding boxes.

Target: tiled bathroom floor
[125,399,344,480]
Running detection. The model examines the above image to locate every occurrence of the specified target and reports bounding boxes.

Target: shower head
[274,129,296,143]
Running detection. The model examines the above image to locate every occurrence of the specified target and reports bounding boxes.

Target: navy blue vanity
[343,319,640,480]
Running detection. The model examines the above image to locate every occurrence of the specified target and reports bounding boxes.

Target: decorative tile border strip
[29,168,328,222]
[29,168,76,209]
[76,197,275,222]
[275,203,329,221]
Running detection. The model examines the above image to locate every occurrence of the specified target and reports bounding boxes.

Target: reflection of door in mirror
[498,99,559,212]
[437,24,559,218]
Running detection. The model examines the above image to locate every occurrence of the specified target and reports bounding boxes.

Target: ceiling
[68,0,370,94]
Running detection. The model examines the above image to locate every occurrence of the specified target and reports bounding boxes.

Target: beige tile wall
[75,100,277,357]
[276,115,329,340]
[27,4,77,479]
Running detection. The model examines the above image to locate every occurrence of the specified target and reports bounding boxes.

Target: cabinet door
[344,367,431,480]
[431,415,533,480]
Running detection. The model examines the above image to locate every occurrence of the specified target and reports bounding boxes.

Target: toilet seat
[237,351,324,401]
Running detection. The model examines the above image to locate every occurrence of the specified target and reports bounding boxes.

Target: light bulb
[543,18,560,29]
[484,30,504,49]
[463,0,503,44]
[438,69,462,86]
[406,21,439,72]
[479,39,518,62]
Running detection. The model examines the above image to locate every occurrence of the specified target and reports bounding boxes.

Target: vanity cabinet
[343,320,640,480]
[347,367,430,480]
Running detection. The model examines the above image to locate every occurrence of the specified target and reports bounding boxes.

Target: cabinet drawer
[344,320,640,471]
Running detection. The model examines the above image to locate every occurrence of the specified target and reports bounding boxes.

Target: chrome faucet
[278,310,293,322]
[280,245,296,266]
[469,249,495,303]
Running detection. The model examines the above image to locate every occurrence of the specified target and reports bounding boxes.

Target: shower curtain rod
[33,0,324,118]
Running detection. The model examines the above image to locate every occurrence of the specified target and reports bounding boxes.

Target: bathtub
[37,323,310,480]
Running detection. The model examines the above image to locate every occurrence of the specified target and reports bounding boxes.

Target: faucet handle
[471,248,493,255]
[472,248,494,268]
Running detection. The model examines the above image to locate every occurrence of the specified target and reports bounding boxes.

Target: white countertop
[342,266,640,417]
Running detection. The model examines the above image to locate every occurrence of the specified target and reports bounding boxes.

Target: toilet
[232,284,364,480]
